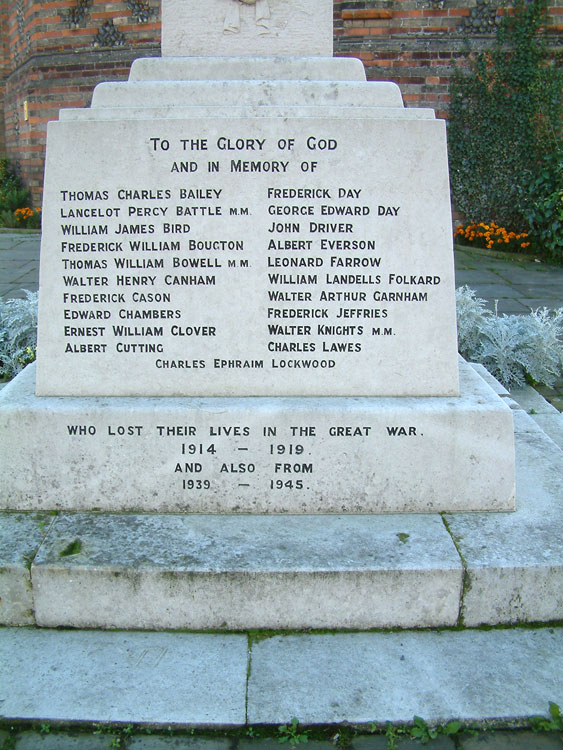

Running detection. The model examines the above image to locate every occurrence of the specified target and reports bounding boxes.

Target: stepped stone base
[0,396,560,630]
[0,360,514,514]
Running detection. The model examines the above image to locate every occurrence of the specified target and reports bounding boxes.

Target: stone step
[129,56,368,81]
[1,405,561,630]
[90,79,406,110]
[1,626,561,727]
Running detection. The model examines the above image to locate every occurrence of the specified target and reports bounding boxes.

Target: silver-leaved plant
[456,285,563,388]
[0,290,38,378]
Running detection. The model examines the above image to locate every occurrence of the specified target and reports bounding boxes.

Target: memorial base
[0,359,514,514]
[1,401,561,631]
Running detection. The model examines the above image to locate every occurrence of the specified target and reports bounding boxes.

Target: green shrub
[0,157,21,191]
[524,155,563,263]
[448,0,562,262]
[0,157,32,224]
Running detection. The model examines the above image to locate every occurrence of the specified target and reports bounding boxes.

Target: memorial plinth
[0,0,515,517]
[36,112,458,398]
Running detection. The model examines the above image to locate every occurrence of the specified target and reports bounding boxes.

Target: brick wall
[334,0,562,118]
[1,0,561,205]
[0,0,9,155]
[1,0,161,202]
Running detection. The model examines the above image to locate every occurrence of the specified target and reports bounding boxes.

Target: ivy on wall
[448,0,562,261]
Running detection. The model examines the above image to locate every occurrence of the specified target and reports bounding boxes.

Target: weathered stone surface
[0,512,54,625]
[238,742,335,750]
[510,384,563,450]
[446,410,563,626]
[30,512,462,629]
[2,362,514,514]
[129,738,232,749]
[36,110,458,399]
[460,731,563,749]
[0,629,247,724]
[1,627,561,731]
[347,738,390,750]
[247,629,563,724]
[162,0,334,58]
[58,105,435,123]
[469,362,510,397]
[129,56,367,82]
[89,80,405,109]
[16,733,110,749]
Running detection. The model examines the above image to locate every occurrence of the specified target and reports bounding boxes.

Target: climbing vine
[448,0,562,261]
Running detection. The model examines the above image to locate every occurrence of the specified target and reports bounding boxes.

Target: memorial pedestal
[0,359,514,514]
[0,1,523,629]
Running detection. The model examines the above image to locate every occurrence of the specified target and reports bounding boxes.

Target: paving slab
[394,740,455,749]
[238,742,333,750]
[29,512,462,630]
[445,409,563,626]
[246,628,563,725]
[14,732,110,749]
[0,629,247,726]
[0,512,54,625]
[460,731,563,749]
[0,232,40,298]
[348,738,390,750]
[129,738,233,749]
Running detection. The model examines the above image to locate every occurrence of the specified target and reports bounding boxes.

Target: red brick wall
[334,0,562,118]
[2,0,160,201]
[1,0,561,205]
[0,0,10,154]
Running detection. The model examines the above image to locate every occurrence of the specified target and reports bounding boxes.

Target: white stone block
[162,0,334,58]
[129,56,367,82]
[0,513,54,625]
[31,512,462,629]
[1,362,515,514]
[89,80,405,109]
[510,384,563,449]
[445,410,563,626]
[0,628,247,724]
[247,629,563,724]
[469,361,510,396]
[36,113,458,398]
[58,105,435,122]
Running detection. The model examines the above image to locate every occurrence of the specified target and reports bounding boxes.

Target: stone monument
[1,0,515,517]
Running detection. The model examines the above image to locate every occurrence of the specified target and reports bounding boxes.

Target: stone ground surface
[1,729,562,749]
[0,626,562,748]
[1,233,562,748]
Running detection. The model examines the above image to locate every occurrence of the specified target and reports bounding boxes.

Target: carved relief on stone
[224,0,271,35]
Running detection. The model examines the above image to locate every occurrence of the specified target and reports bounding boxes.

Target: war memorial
[0,0,561,731]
